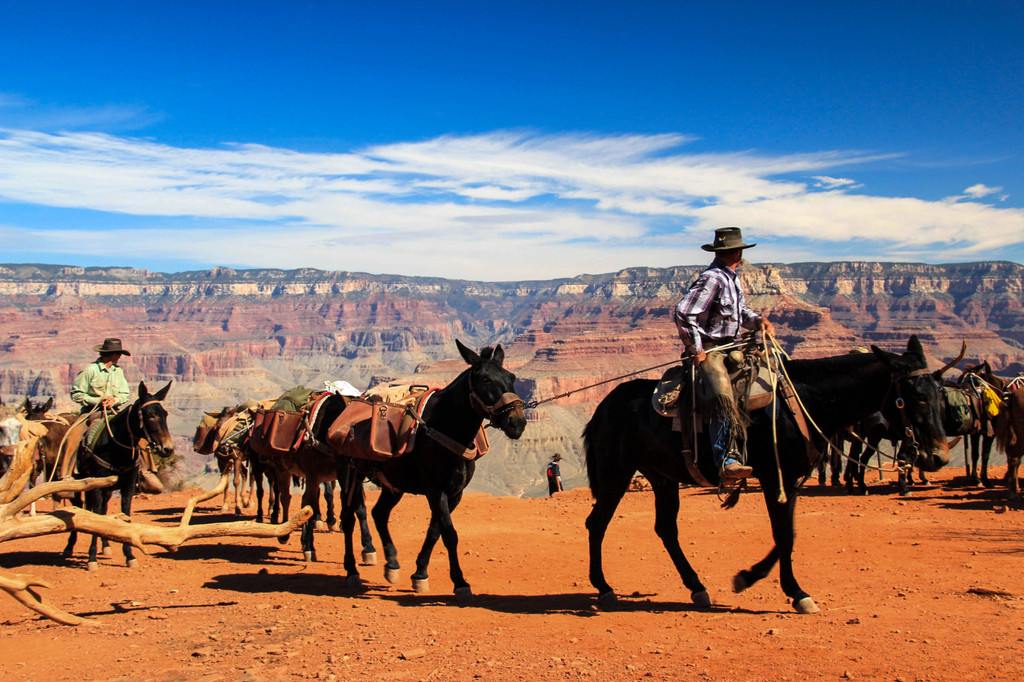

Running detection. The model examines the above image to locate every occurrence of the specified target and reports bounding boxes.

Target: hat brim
[94,346,131,356]
[701,242,756,252]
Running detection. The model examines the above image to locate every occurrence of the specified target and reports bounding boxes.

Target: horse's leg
[85,489,105,571]
[338,478,363,587]
[584,468,633,607]
[254,469,265,523]
[1008,454,1021,502]
[371,488,404,585]
[99,492,113,558]
[967,434,981,485]
[980,434,995,488]
[233,455,245,514]
[274,472,292,544]
[736,482,817,614]
[650,481,710,607]
[413,489,472,601]
[300,480,320,562]
[62,493,81,560]
[121,482,138,568]
[324,481,337,531]
[219,455,232,512]
[356,497,376,564]
[829,445,842,486]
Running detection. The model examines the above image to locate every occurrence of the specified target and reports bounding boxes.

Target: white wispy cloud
[0,128,1020,279]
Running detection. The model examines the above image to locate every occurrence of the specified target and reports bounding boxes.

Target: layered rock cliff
[1,261,1021,495]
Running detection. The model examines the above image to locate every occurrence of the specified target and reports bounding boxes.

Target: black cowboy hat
[701,227,757,252]
[552,453,562,461]
[93,338,131,356]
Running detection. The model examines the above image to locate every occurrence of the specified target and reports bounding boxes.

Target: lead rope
[764,334,788,504]
[766,334,911,478]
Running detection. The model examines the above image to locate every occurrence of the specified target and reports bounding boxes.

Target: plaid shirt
[673,260,761,355]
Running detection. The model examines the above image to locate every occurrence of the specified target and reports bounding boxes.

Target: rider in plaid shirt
[673,227,775,480]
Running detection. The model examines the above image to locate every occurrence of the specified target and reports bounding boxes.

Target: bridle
[881,367,934,465]
[466,371,526,427]
[85,399,167,472]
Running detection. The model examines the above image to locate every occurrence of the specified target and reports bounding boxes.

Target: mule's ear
[138,381,150,400]
[456,339,480,365]
[906,335,925,359]
[154,381,172,402]
[42,397,54,412]
[492,344,505,366]
[21,397,31,411]
[871,345,895,367]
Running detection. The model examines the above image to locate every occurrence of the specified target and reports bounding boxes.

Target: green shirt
[70,359,131,409]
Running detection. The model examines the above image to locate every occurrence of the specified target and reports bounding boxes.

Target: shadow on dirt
[202,571,779,616]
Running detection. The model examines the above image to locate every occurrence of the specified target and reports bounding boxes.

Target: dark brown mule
[334,340,527,602]
[62,382,174,570]
[583,336,948,613]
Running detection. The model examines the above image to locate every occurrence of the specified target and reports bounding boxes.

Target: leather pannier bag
[250,408,306,457]
[326,398,419,461]
[193,413,219,455]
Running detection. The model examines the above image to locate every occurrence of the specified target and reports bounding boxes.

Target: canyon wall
[1,261,1021,496]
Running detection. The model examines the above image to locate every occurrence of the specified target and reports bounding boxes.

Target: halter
[86,398,166,471]
[881,367,933,466]
[466,371,526,426]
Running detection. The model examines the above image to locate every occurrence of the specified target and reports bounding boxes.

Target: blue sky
[1,1,1022,280]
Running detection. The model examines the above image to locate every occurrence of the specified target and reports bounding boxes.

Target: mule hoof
[101,546,113,558]
[127,558,139,568]
[303,550,316,562]
[314,520,328,531]
[329,523,338,532]
[361,551,377,566]
[345,574,363,589]
[597,590,618,609]
[412,578,430,593]
[87,562,99,572]
[385,568,401,584]
[454,586,474,603]
[732,573,750,593]
[794,596,820,614]
[691,590,712,608]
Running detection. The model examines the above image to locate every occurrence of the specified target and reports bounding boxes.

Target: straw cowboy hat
[701,227,757,252]
[93,338,131,356]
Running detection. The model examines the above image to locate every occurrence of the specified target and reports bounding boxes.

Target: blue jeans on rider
[708,420,740,469]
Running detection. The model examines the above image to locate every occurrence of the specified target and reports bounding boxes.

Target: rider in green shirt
[62,338,163,493]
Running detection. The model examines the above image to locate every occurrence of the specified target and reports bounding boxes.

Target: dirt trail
[1,467,1022,681]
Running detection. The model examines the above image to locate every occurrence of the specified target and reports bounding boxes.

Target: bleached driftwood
[0,430,312,626]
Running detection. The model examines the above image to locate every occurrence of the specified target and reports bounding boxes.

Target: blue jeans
[708,420,736,469]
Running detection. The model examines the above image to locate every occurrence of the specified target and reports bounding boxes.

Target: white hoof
[412,578,429,593]
[303,550,314,562]
[87,562,99,572]
[345,574,363,589]
[101,546,113,558]
[126,558,139,568]
[385,568,401,584]
[794,597,820,614]
[361,551,377,566]
[691,590,712,608]
[732,574,749,593]
[314,520,328,531]
[597,590,618,609]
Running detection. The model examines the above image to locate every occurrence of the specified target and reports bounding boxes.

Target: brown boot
[721,460,753,480]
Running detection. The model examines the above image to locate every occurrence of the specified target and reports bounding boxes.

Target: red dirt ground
[1,466,1022,681]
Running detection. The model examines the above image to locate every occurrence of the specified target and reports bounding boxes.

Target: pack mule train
[583,335,949,614]
[63,381,175,570]
[332,340,527,602]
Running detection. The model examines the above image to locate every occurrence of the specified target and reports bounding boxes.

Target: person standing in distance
[546,453,563,495]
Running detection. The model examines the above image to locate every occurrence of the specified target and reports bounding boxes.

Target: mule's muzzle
[917,439,950,472]
[498,404,527,440]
